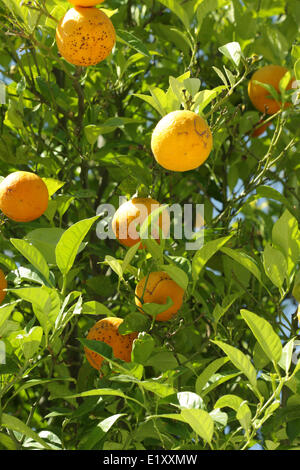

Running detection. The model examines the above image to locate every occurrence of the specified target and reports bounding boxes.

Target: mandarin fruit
[248,65,293,115]
[56,7,116,66]
[84,317,138,370]
[135,271,185,322]
[151,110,213,172]
[0,171,49,222]
[112,197,170,248]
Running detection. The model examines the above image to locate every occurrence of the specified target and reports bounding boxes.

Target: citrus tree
[0,0,300,451]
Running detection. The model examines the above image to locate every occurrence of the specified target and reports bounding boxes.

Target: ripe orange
[84,317,138,370]
[251,120,271,138]
[135,271,185,322]
[112,197,170,248]
[151,110,213,172]
[0,269,7,304]
[56,7,116,66]
[0,171,49,222]
[248,65,293,115]
[68,0,104,5]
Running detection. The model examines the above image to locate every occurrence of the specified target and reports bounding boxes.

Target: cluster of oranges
[84,64,294,372]
[0,7,295,372]
[56,0,116,67]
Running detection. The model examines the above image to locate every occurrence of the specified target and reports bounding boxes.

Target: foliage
[0,0,299,451]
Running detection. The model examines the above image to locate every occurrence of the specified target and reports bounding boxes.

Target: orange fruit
[0,171,49,222]
[135,271,185,322]
[248,65,293,115]
[56,7,116,66]
[112,197,170,248]
[0,269,7,304]
[84,317,138,370]
[151,110,213,172]
[251,120,271,138]
[68,0,104,5]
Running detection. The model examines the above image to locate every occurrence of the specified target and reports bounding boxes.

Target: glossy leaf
[213,340,257,389]
[56,216,99,276]
[241,309,282,363]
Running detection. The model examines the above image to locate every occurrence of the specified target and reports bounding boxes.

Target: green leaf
[195,357,229,394]
[144,351,178,372]
[212,293,240,327]
[263,243,287,288]
[0,356,19,375]
[279,70,292,94]
[241,309,282,364]
[201,372,240,397]
[253,341,271,370]
[85,118,142,145]
[4,99,23,129]
[0,432,17,450]
[212,66,228,86]
[122,243,140,274]
[133,93,165,116]
[176,391,204,410]
[10,238,50,283]
[221,247,265,288]
[152,25,192,59]
[196,0,230,29]
[149,87,168,117]
[132,332,155,365]
[117,30,151,57]
[78,414,125,450]
[253,80,280,102]
[156,0,190,30]
[79,338,113,361]
[214,394,251,431]
[213,340,257,389]
[223,66,236,87]
[140,380,175,397]
[9,286,59,337]
[16,326,43,359]
[104,255,123,279]
[218,42,243,67]
[169,76,186,107]
[158,265,188,291]
[252,186,295,214]
[278,338,295,374]
[181,409,214,444]
[142,297,174,318]
[56,216,99,276]
[183,78,201,97]
[214,394,246,411]
[53,388,145,409]
[0,302,18,330]
[272,210,300,277]
[192,86,226,113]
[1,413,52,449]
[192,235,232,280]
[9,378,75,401]
[0,253,17,271]
[35,287,61,330]
[42,178,65,197]
[81,301,112,316]
[118,312,150,334]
